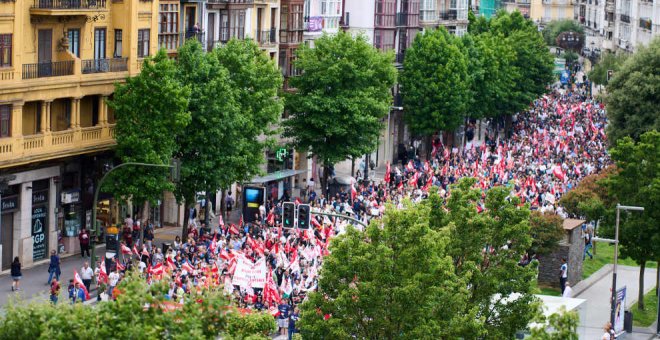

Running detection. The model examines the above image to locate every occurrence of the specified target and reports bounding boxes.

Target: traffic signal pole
[90,161,177,271]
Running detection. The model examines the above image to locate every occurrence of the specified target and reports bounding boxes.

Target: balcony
[0,124,116,166]
[218,27,246,43]
[31,0,106,15]
[22,61,74,79]
[620,14,630,23]
[396,12,408,26]
[81,58,128,74]
[438,10,458,20]
[257,29,277,46]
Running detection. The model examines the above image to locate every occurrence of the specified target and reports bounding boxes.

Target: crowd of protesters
[34,83,608,339]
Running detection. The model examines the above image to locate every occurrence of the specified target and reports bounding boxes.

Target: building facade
[0,0,159,269]
[530,0,575,23]
[419,0,469,35]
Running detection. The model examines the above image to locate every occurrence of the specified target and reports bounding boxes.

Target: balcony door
[38,29,52,77]
[94,28,106,72]
[208,13,215,50]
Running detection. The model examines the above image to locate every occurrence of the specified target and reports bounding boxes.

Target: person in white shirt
[562,282,573,298]
[80,261,94,293]
[108,269,120,297]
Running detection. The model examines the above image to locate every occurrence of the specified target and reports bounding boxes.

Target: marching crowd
[28,83,610,339]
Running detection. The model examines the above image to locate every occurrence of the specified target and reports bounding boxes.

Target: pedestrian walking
[47,250,61,285]
[80,261,94,293]
[559,258,568,294]
[10,256,21,291]
[79,227,91,258]
[583,224,593,260]
[50,279,61,304]
[70,281,86,304]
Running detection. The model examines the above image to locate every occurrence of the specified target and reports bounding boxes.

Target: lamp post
[90,161,177,271]
[611,204,644,330]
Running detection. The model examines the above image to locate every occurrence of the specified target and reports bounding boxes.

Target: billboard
[242,186,265,223]
[613,286,626,334]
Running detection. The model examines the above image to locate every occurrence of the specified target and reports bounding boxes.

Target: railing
[396,12,408,26]
[620,14,630,23]
[0,70,13,81]
[0,139,12,155]
[219,27,245,43]
[81,58,128,74]
[32,0,106,9]
[257,29,276,45]
[108,125,115,138]
[207,0,253,3]
[439,10,458,20]
[51,130,74,146]
[395,53,405,64]
[81,126,102,141]
[22,61,74,79]
[23,135,44,150]
[183,30,205,43]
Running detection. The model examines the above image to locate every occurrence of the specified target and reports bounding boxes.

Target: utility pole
[90,161,178,271]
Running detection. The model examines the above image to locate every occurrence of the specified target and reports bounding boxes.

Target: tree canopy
[106,50,191,209]
[602,130,660,310]
[541,20,585,47]
[401,27,470,136]
[606,37,660,143]
[0,271,276,339]
[283,32,396,186]
[299,178,542,338]
[588,52,628,86]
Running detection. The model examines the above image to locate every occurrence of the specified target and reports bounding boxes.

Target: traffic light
[297,204,310,229]
[282,202,295,228]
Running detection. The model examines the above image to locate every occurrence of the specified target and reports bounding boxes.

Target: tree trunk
[638,261,646,311]
[656,263,659,297]
[322,165,330,196]
[204,189,211,227]
[182,203,190,243]
[220,188,227,224]
[351,157,355,177]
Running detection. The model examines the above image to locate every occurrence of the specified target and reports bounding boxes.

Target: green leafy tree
[401,27,470,136]
[529,306,580,340]
[106,50,191,220]
[541,20,585,47]
[461,32,517,120]
[283,32,396,191]
[606,37,660,143]
[300,178,541,338]
[0,271,276,338]
[529,211,564,256]
[588,52,628,85]
[602,131,660,310]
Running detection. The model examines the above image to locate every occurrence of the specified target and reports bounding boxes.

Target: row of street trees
[106,39,282,238]
[400,11,554,141]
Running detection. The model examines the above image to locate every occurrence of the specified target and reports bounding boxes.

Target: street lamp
[611,204,644,331]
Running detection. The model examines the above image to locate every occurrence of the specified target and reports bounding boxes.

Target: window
[375,0,396,27]
[374,29,395,51]
[420,0,436,21]
[0,105,10,138]
[0,34,11,67]
[68,29,80,58]
[114,30,123,57]
[159,3,179,50]
[94,28,106,60]
[138,29,150,58]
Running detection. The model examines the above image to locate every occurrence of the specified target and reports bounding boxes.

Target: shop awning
[249,169,306,184]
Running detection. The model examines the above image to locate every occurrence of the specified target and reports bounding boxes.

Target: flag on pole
[98,257,108,284]
[229,224,239,235]
[384,162,391,183]
[73,270,91,300]
[351,180,357,201]
[182,261,194,274]
[120,243,132,255]
[132,244,140,256]
[238,215,244,227]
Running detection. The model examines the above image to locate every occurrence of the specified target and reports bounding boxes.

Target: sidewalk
[0,244,105,307]
[574,264,658,339]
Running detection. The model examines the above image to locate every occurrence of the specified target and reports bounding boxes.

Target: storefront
[1,185,19,270]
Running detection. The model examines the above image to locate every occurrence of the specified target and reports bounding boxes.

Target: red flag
[238,215,244,227]
[166,257,176,271]
[397,180,404,191]
[552,165,565,181]
[295,197,302,205]
[132,244,139,256]
[384,162,391,183]
[209,234,218,253]
[229,224,239,235]
[182,261,194,273]
[351,180,357,201]
[141,248,150,257]
[219,248,231,261]
[120,243,132,255]
[98,257,108,284]
[406,160,414,172]
[218,213,224,226]
[73,270,91,300]
[116,261,125,271]
[408,172,419,187]
[266,212,275,226]
[150,263,164,275]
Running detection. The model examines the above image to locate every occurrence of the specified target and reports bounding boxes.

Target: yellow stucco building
[530,0,576,23]
[0,0,158,269]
